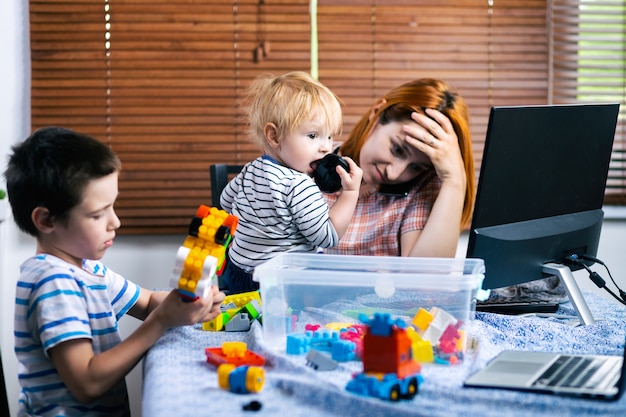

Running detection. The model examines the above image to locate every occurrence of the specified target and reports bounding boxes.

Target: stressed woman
[324,78,476,258]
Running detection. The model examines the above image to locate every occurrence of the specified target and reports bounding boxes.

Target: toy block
[306,349,338,371]
[222,341,247,358]
[240,299,261,320]
[412,339,434,363]
[222,290,262,309]
[286,333,310,354]
[430,307,458,330]
[217,365,265,394]
[310,330,341,352]
[172,205,238,300]
[205,342,265,367]
[202,312,228,331]
[331,339,357,362]
[224,313,252,332]
[412,308,433,332]
[368,313,394,336]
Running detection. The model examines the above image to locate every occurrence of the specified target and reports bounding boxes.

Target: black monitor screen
[467,103,620,290]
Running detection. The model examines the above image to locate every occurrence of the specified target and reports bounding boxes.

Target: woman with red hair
[324,78,475,258]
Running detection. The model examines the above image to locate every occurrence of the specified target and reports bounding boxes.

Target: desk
[142,292,626,417]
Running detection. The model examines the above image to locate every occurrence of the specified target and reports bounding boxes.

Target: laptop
[464,336,626,400]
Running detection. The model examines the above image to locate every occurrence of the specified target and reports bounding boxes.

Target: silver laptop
[464,338,626,400]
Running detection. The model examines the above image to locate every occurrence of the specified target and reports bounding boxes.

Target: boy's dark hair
[3,126,121,236]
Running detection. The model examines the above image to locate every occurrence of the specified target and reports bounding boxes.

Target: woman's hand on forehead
[404,109,465,184]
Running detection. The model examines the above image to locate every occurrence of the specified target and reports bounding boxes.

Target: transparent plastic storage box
[253,253,485,354]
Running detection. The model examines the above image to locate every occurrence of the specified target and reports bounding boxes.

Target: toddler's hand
[336,156,363,192]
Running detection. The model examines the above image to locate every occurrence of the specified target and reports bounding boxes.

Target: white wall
[1,0,31,414]
[2,1,626,416]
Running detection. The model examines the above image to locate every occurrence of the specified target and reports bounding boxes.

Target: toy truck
[345,313,423,401]
[346,372,421,401]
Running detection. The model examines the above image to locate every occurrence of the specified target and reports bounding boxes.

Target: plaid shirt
[323,172,441,256]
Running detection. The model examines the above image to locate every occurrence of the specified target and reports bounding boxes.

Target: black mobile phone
[378,171,432,197]
[311,153,350,193]
[378,182,411,197]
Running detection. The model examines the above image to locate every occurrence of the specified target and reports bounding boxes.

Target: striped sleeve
[22,267,93,354]
[84,260,140,321]
[286,175,339,248]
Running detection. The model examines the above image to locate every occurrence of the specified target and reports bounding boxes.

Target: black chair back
[210,164,244,209]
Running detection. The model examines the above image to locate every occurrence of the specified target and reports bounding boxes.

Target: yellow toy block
[221,341,248,358]
[223,291,262,309]
[413,339,435,363]
[406,325,434,363]
[412,307,433,332]
[197,209,230,243]
[202,312,228,331]
[456,329,466,352]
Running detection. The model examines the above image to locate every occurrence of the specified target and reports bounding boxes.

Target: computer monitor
[466,103,620,325]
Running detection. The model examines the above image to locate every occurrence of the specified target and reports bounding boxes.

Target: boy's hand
[336,156,363,192]
[155,286,225,329]
[198,286,225,322]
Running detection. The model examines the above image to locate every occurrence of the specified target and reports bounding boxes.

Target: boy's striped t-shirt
[14,254,140,417]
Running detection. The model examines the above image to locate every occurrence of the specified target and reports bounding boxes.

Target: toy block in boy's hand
[169,205,238,301]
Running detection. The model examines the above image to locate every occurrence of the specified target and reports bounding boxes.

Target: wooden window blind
[550,0,626,205]
[30,0,622,235]
[30,0,312,234]
[317,0,549,179]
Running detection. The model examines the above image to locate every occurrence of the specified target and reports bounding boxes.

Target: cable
[598,264,624,298]
[574,253,605,266]
[570,254,624,295]
[564,255,626,306]
[573,254,624,295]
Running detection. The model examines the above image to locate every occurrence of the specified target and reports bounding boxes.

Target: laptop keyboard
[533,355,612,389]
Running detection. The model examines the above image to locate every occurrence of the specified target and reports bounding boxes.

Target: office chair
[210,164,244,209]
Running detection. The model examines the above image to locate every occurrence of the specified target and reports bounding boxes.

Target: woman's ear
[369,97,387,121]
[264,123,281,149]
[32,206,55,234]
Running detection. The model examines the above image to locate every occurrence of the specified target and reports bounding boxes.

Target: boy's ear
[264,123,281,149]
[31,206,55,233]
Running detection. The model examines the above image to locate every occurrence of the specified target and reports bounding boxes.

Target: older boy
[4,127,224,417]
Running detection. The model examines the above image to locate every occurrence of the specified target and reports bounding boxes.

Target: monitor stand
[543,262,595,325]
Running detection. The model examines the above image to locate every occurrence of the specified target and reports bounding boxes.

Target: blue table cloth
[142,292,626,417]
